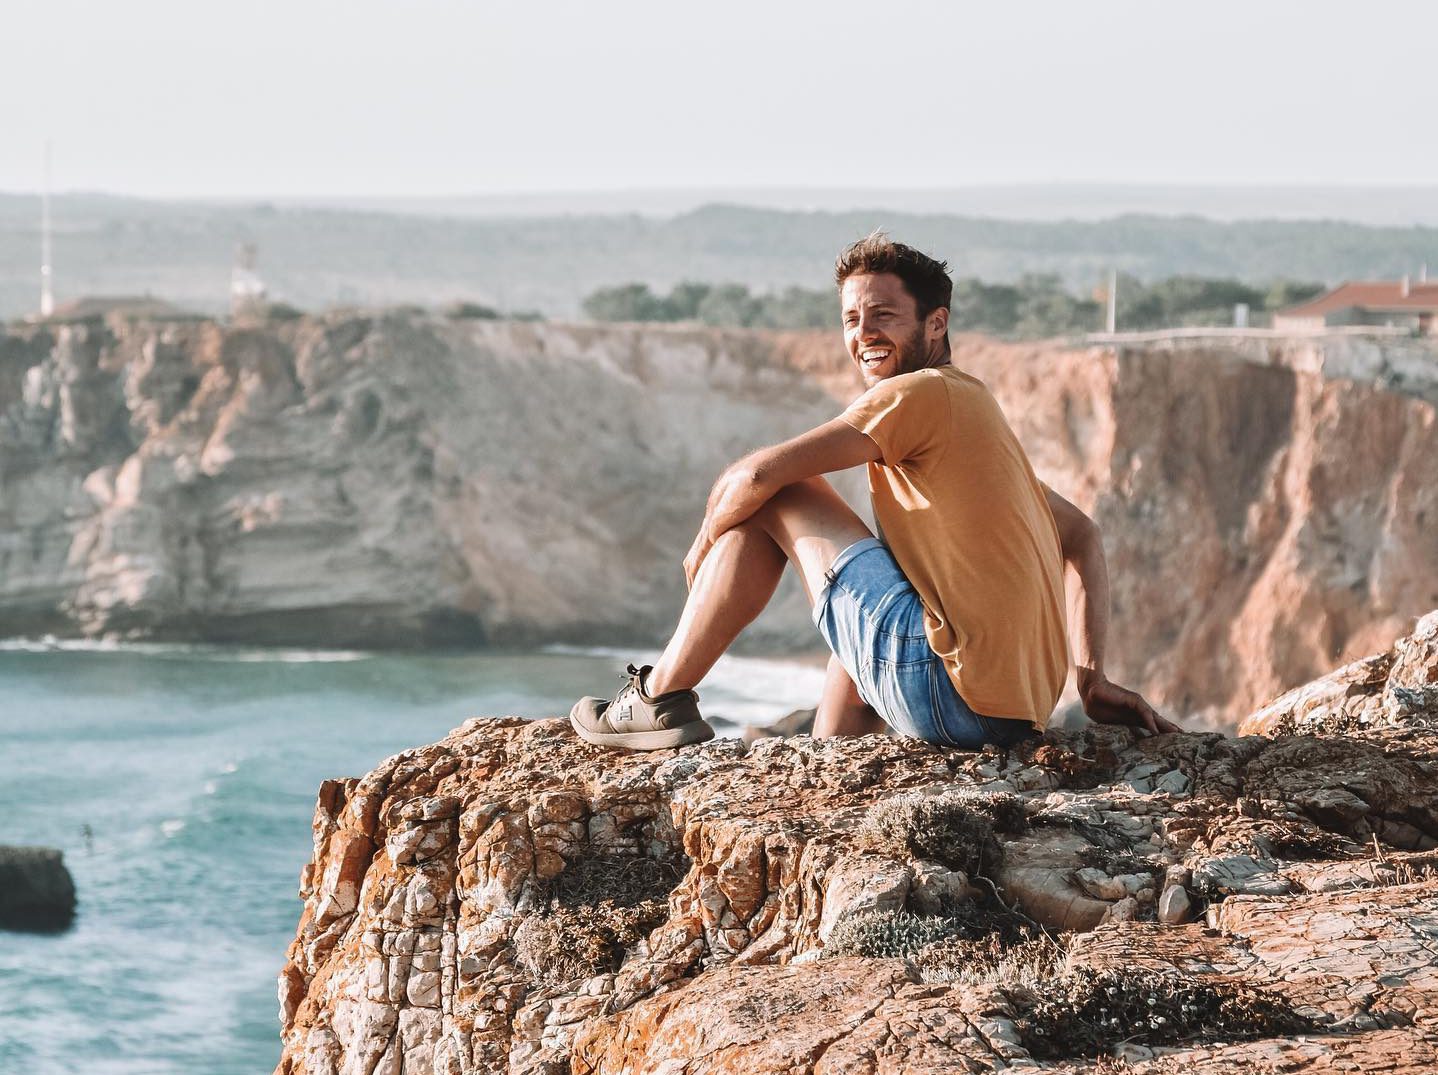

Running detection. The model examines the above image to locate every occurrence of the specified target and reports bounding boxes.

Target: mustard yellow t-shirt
[840,366,1068,727]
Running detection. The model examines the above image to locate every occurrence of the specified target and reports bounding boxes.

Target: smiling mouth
[859,347,892,369]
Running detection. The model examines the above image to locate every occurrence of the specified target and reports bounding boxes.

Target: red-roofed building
[1274,277,1438,335]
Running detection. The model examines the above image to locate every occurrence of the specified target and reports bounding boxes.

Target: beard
[894,323,933,376]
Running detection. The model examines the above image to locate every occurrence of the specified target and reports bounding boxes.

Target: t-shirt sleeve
[839,372,950,466]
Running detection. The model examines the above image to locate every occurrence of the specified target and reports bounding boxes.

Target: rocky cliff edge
[276,611,1438,1074]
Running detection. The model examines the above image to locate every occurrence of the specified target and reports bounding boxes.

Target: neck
[918,344,951,372]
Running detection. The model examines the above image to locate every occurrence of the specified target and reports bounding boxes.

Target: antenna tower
[40,142,54,318]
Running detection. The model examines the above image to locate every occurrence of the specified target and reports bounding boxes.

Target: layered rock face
[965,333,1438,726]
[275,613,1438,1074]
[0,314,841,646]
[2,314,1435,722]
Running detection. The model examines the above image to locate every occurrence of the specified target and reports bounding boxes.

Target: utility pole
[40,141,54,318]
[1105,269,1117,334]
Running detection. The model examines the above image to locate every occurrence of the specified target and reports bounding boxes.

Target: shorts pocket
[868,582,928,640]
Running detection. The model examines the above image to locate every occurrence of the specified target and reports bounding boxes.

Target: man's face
[840,272,946,388]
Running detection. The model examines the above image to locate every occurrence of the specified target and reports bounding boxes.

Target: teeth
[862,349,891,362]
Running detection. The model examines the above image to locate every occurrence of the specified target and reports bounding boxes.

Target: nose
[854,311,883,343]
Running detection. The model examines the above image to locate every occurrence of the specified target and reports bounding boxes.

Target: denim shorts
[814,537,1037,750]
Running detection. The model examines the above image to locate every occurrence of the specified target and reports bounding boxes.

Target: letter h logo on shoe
[615,705,633,723]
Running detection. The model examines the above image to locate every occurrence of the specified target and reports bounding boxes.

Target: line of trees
[580,282,836,329]
[581,276,1328,337]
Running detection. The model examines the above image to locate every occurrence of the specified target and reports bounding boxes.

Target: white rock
[1158,883,1193,924]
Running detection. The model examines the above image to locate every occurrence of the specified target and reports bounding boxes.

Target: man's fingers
[1131,695,1179,735]
[1086,685,1176,736]
[1130,694,1159,734]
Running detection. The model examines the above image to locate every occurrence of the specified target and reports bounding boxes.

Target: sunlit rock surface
[2,315,1435,724]
[276,612,1438,1074]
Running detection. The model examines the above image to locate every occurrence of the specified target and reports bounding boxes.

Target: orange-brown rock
[1241,609,1438,737]
[275,610,1438,1074]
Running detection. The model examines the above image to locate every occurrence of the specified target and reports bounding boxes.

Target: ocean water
[0,642,824,1075]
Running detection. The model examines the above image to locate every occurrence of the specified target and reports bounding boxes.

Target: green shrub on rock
[1014,967,1316,1059]
[824,903,1039,962]
[823,909,966,959]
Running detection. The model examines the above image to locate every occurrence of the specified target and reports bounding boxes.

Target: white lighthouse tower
[230,242,267,320]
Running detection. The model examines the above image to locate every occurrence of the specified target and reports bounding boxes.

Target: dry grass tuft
[513,848,687,986]
[513,899,668,985]
[855,790,1026,876]
[911,931,1063,989]
[547,852,684,908]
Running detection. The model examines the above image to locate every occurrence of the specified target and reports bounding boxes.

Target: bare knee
[751,477,868,542]
[748,479,872,605]
[755,477,840,516]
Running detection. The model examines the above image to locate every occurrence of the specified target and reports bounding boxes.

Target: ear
[927,306,949,341]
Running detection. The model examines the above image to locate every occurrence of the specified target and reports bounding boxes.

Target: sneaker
[570,663,715,750]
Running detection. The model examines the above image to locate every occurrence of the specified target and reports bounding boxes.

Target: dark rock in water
[742,706,816,743]
[0,846,77,932]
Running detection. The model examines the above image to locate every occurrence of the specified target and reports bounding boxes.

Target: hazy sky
[5,0,1436,198]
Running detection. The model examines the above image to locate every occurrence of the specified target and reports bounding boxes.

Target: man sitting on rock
[572,233,1177,750]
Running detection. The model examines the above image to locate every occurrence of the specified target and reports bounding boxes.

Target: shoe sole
[568,712,716,750]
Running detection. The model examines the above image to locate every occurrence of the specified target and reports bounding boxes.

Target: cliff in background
[0,313,1434,726]
[954,333,1438,723]
[0,314,839,648]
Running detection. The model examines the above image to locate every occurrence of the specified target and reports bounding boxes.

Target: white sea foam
[0,636,371,662]
[160,819,186,838]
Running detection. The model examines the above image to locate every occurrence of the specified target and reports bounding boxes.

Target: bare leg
[647,523,787,694]
[813,654,885,737]
[647,477,873,695]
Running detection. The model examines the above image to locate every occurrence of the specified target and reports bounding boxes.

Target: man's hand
[683,526,715,590]
[1077,668,1180,735]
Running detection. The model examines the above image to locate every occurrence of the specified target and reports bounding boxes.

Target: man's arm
[683,417,880,587]
[1044,485,1180,735]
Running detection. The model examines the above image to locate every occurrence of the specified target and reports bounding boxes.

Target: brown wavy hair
[834,231,953,318]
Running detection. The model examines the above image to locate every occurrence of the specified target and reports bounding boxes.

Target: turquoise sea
[0,642,823,1074]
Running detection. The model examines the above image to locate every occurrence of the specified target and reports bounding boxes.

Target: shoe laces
[617,662,646,702]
